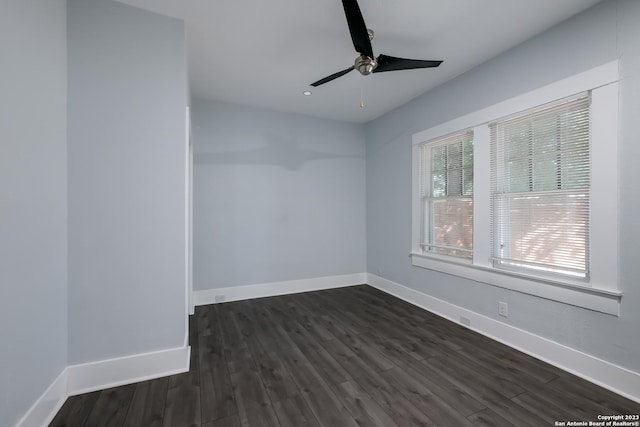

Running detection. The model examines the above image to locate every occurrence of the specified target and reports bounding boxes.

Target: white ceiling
[116,0,603,123]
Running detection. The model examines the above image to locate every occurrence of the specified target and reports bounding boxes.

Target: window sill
[410,252,621,315]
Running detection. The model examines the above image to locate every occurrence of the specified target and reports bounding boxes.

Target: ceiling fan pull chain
[360,75,365,108]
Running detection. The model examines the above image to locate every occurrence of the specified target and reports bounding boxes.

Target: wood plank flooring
[50,285,640,426]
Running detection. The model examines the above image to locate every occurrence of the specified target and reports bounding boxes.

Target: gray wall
[366,0,640,373]
[0,1,68,425]
[192,99,366,290]
[67,0,188,363]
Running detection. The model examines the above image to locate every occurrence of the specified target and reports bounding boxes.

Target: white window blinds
[489,95,591,278]
[420,131,474,259]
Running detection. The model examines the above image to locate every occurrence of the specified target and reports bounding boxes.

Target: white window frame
[411,61,621,315]
[419,131,474,260]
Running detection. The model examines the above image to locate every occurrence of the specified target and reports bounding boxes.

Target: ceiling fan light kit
[310,0,442,87]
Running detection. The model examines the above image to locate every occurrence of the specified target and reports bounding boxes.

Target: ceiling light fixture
[303,90,312,96]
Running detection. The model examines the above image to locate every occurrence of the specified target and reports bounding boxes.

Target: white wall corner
[15,369,68,427]
[365,273,640,404]
[66,345,190,397]
[193,272,367,306]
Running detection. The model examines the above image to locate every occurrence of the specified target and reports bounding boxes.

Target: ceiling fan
[310,0,443,87]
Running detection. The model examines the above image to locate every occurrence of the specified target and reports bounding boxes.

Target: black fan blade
[342,0,374,59]
[373,54,442,73]
[310,66,355,87]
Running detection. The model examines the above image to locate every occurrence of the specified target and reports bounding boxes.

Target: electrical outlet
[498,301,508,317]
[214,295,226,303]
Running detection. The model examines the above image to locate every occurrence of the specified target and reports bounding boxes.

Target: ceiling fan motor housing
[355,55,377,75]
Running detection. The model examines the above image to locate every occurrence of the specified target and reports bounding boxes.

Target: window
[411,61,620,315]
[420,132,474,259]
[490,95,590,279]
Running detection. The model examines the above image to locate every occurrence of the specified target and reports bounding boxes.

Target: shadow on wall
[194,133,363,171]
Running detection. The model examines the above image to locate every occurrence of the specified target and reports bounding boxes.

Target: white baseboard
[193,272,367,306]
[67,345,190,396]
[15,369,68,427]
[366,273,640,404]
[14,346,190,427]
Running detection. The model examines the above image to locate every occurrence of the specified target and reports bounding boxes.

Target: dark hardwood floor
[50,285,640,426]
